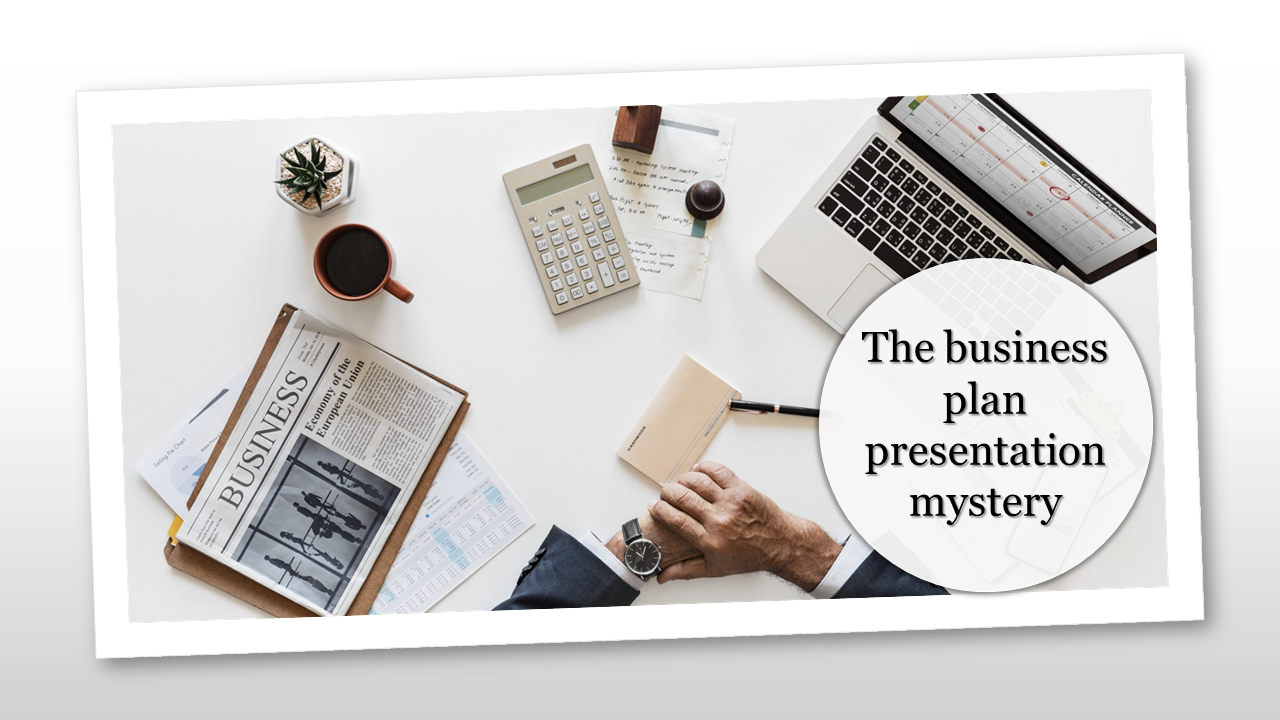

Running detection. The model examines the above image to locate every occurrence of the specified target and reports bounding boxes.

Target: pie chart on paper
[170,456,207,496]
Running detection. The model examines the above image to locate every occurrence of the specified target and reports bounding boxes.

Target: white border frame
[79,55,1201,659]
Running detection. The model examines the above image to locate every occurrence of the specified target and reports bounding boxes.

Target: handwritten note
[598,107,735,299]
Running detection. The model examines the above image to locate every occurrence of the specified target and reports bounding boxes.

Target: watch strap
[622,518,642,545]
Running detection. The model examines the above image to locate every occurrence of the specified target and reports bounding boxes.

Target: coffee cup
[313,224,413,303]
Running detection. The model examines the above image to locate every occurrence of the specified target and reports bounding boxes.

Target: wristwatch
[621,518,662,580]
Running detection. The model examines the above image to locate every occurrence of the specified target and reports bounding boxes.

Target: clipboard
[162,304,470,618]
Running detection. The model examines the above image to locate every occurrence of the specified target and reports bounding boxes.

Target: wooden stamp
[612,105,662,154]
[685,180,725,220]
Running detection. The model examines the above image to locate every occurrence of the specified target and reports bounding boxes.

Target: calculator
[503,144,639,314]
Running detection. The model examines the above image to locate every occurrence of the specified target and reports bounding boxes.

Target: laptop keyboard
[918,258,1061,340]
[818,135,1031,279]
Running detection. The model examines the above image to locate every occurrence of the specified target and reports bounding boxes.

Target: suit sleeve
[493,525,641,610]
[832,550,949,598]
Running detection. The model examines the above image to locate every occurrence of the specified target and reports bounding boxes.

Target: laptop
[757,94,1158,334]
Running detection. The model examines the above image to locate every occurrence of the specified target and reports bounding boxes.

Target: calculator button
[566,227,580,241]
[602,228,616,241]
[547,220,559,231]
[556,247,569,259]
[587,234,600,248]
[570,286,584,300]
[555,291,568,305]
[607,242,620,256]
[593,203,605,215]
[566,272,579,285]
[585,280,599,293]
[576,255,589,268]
[582,221,595,234]
[570,241,583,253]
[581,267,593,280]
[589,191,600,203]
[531,226,544,238]
[535,239,549,251]
[560,260,573,273]
[598,263,616,288]
[551,233,564,246]
[540,252,554,265]
[561,214,573,226]
[578,209,590,221]
[550,278,564,291]
[612,256,625,269]
[592,248,606,261]
[598,216,611,229]
[617,269,631,283]
[546,265,559,278]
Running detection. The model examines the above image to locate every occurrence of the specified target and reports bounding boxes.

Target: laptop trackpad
[827,265,892,332]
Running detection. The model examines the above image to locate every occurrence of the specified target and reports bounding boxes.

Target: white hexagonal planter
[275,135,357,216]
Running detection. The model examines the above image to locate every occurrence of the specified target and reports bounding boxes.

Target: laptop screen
[887,94,1156,276]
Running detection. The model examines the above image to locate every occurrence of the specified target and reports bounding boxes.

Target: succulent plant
[275,139,341,209]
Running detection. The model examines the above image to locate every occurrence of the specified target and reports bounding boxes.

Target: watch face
[624,539,661,575]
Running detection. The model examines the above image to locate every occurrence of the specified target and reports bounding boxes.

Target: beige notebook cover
[618,355,740,484]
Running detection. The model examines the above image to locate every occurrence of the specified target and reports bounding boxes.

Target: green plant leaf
[323,169,341,181]
[309,140,320,165]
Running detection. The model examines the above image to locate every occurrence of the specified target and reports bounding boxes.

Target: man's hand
[605,511,701,571]
[648,462,842,592]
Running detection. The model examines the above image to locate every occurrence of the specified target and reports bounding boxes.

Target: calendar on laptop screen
[889,94,1156,274]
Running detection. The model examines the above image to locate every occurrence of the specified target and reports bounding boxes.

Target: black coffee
[325,228,390,297]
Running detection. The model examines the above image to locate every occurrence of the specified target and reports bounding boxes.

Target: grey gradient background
[2,3,1274,717]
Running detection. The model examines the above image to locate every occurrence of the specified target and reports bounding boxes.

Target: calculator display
[516,164,594,205]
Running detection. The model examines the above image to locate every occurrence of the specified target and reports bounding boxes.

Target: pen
[728,400,820,417]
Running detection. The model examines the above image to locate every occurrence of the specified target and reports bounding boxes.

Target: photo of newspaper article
[176,309,464,616]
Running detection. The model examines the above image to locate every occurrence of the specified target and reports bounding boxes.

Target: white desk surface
[112,91,1163,622]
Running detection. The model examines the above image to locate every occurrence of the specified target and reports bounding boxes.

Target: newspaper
[176,309,464,617]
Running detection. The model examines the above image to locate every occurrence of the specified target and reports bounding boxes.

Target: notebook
[617,355,739,485]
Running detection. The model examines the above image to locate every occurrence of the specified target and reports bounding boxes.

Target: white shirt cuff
[578,530,646,592]
[809,532,874,599]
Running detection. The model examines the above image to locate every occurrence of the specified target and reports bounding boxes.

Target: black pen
[728,400,820,417]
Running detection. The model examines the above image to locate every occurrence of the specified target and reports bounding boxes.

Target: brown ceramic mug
[313,224,414,303]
